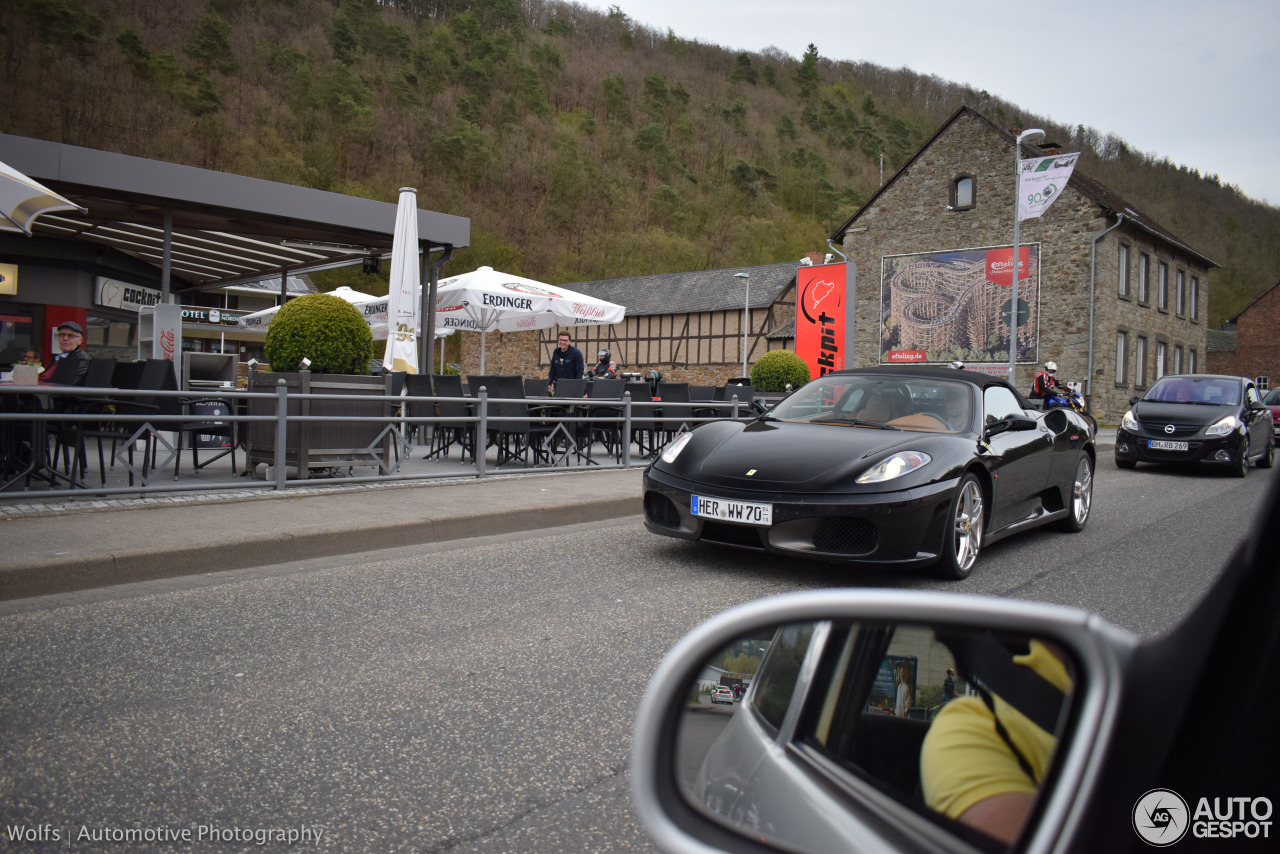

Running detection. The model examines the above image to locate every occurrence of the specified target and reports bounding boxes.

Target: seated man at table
[40,321,89,384]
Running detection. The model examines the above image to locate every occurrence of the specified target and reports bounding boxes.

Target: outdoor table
[0,381,87,491]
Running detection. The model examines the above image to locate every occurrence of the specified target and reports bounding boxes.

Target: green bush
[750,349,810,392]
[265,293,373,374]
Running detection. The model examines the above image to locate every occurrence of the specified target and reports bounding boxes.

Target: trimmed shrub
[750,349,810,392]
[265,293,373,374]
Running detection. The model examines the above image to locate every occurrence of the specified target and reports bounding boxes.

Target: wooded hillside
[3,0,1277,325]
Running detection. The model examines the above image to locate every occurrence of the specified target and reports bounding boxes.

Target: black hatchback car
[1115,374,1274,475]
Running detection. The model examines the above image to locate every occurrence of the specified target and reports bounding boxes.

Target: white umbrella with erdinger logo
[434,266,625,372]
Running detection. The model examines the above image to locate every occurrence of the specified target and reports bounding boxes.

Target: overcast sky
[586,0,1280,207]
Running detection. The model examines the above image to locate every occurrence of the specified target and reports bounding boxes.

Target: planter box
[245,371,394,477]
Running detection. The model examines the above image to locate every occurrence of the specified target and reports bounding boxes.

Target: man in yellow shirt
[919,640,1072,846]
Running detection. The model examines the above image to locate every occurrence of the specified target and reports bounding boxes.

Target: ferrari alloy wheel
[1059,455,1093,533]
[939,474,984,580]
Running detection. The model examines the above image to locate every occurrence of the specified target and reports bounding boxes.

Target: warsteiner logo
[1133,789,1189,846]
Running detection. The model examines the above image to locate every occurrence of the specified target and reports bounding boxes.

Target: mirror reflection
[675,621,1076,853]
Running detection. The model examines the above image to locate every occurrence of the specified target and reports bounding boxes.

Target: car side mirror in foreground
[985,415,1037,438]
[632,591,1137,854]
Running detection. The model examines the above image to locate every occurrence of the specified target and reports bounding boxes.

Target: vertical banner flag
[384,187,420,373]
[1018,153,1079,221]
[796,263,847,378]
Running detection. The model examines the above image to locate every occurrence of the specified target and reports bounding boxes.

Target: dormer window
[950,175,975,211]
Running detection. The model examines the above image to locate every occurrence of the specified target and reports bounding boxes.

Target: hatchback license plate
[1148,439,1189,451]
[692,495,773,526]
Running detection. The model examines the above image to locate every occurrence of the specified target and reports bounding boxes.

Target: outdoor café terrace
[0,369,764,500]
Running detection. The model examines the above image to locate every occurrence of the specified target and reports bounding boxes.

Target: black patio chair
[524,377,550,398]
[486,374,555,467]
[50,356,116,481]
[583,378,626,460]
[624,381,659,459]
[403,373,435,447]
[426,373,473,461]
[656,382,693,444]
[172,392,237,480]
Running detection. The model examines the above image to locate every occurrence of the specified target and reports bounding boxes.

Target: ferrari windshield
[1143,377,1241,405]
[769,375,973,433]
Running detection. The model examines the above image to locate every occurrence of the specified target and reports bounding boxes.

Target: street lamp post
[735,272,750,376]
[1010,128,1044,385]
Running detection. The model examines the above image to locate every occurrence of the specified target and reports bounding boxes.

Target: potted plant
[245,293,394,477]
[749,349,811,406]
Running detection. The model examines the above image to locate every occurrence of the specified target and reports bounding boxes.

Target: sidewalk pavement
[0,428,1116,602]
[1,468,646,601]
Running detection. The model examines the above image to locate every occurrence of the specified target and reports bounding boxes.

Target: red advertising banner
[886,350,926,363]
[985,247,1031,287]
[795,263,847,378]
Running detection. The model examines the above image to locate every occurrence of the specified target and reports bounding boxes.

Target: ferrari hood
[690,419,939,490]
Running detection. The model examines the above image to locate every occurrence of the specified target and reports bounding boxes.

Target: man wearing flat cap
[40,321,89,384]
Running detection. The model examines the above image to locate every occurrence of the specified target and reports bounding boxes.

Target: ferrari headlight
[1121,409,1139,432]
[1205,415,1240,437]
[856,451,931,484]
[660,431,693,464]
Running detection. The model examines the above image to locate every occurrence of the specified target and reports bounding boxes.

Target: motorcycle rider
[1030,361,1064,400]
[589,349,618,379]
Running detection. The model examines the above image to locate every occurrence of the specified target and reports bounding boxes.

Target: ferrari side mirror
[631,590,1136,854]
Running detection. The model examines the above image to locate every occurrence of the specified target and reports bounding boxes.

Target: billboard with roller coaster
[879,244,1040,366]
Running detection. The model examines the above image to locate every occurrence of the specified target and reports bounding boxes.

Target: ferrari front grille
[812,517,878,555]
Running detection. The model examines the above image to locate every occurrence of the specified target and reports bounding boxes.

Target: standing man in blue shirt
[547,331,584,394]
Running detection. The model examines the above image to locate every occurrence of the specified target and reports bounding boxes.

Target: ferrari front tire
[938,473,984,580]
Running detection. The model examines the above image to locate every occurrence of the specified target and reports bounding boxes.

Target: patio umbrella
[236,284,378,332]
[0,157,84,234]
[383,187,421,374]
[434,266,625,372]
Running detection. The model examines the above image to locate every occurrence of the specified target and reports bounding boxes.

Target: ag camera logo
[1133,789,1189,846]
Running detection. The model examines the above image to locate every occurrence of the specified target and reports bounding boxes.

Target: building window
[1138,253,1150,303]
[1157,261,1169,310]
[1174,345,1183,374]
[1188,348,1197,373]
[1176,269,1186,316]
[1155,341,1167,380]
[1257,376,1271,392]
[1135,336,1148,387]
[949,175,975,210]
[1118,244,1131,298]
[1116,331,1128,384]
[1190,276,1200,321]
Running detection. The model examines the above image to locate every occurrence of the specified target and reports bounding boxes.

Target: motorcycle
[1042,381,1097,429]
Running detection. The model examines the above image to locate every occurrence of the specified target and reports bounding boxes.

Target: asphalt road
[1,463,1273,853]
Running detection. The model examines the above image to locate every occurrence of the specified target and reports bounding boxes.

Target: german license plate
[692,495,773,526]
[1148,439,1189,451]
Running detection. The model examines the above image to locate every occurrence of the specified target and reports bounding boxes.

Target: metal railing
[0,382,755,500]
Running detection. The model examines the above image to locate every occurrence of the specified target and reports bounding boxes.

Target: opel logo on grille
[1164,424,1176,434]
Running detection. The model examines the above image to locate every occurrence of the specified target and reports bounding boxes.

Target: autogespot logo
[1134,789,1190,846]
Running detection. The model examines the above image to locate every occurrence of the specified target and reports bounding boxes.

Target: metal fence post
[274,378,288,489]
[475,387,487,479]
[731,393,740,419]
[622,392,632,468]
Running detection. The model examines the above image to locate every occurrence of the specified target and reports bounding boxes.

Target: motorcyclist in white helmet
[1031,361,1065,400]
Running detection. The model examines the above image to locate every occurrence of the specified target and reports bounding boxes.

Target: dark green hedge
[265,293,373,374]
[750,349,811,392]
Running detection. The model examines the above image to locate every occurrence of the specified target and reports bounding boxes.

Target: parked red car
[1264,388,1280,445]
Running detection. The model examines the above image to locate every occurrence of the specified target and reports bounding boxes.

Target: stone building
[829,107,1216,422]
[450,262,801,385]
[1206,279,1280,392]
